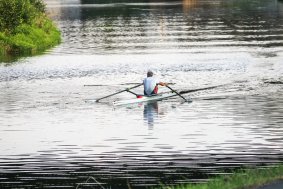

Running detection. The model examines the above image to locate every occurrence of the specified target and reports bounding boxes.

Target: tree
[0,0,46,33]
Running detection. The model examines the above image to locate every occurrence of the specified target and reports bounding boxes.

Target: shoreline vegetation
[159,164,283,189]
[0,0,60,61]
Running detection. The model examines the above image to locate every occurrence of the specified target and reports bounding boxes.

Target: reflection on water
[0,0,283,188]
[183,0,197,12]
[44,0,283,56]
[143,102,159,128]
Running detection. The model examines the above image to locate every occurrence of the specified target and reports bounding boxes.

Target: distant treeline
[0,0,61,60]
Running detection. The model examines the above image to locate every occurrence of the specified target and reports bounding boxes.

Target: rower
[143,70,167,96]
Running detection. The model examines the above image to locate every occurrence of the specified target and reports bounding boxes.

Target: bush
[29,0,46,13]
[0,0,45,33]
[0,0,24,32]
[0,0,60,58]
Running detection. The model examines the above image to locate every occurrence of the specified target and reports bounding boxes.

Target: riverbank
[0,21,60,60]
[0,0,61,61]
[163,165,283,189]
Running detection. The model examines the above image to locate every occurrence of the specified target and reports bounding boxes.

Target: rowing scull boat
[113,92,178,106]
[89,83,192,106]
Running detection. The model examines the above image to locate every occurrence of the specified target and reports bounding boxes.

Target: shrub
[0,0,24,32]
[0,0,44,33]
[0,0,60,58]
[29,0,46,13]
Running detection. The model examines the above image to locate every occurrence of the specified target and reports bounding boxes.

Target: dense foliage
[0,0,45,33]
[0,0,60,58]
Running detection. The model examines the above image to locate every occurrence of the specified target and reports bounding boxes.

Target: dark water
[0,0,283,188]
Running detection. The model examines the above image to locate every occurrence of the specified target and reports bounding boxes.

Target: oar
[179,84,224,94]
[84,82,176,87]
[166,85,188,102]
[84,83,141,87]
[95,83,143,102]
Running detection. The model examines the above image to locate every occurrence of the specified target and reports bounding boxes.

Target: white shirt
[143,77,159,95]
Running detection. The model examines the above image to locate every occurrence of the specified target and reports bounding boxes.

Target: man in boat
[143,70,167,96]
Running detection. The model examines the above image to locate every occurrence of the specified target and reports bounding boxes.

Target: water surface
[0,0,283,188]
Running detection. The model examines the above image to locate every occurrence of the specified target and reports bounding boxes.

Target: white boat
[113,92,179,106]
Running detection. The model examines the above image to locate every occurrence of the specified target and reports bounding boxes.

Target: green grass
[156,165,283,189]
[0,15,60,60]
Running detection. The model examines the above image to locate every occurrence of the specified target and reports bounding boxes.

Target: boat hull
[113,92,177,106]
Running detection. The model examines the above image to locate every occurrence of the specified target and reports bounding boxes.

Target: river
[0,0,283,188]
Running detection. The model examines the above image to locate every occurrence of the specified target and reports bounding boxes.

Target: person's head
[147,70,153,77]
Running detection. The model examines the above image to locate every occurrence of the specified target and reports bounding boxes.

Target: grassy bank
[158,165,283,189]
[0,0,61,60]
